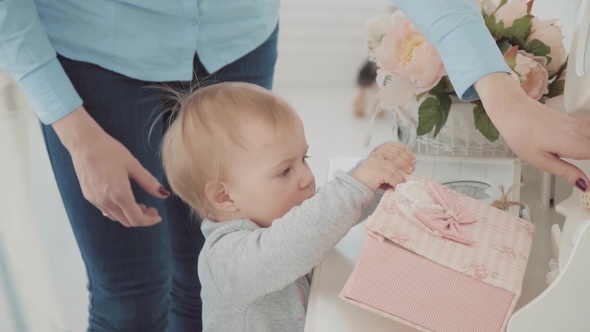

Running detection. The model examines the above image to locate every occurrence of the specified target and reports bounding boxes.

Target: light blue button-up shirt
[0,0,508,124]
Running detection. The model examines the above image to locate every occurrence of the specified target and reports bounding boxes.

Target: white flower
[495,0,528,28]
[481,0,499,15]
[391,9,407,22]
[526,17,567,75]
[365,14,395,42]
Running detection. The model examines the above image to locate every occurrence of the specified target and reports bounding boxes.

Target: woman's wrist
[474,72,524,117]
[51,106,105,151]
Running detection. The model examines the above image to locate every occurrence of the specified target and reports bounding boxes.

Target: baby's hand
[352,142,416,192]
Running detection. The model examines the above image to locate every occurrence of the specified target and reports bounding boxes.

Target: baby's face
[226,116,316,227]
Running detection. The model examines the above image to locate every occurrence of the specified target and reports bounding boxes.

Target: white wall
[274,0,392,88]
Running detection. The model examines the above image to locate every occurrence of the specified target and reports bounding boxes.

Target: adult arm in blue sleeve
[393,0,511,101]
[0,0,83,124]
[395,0,590,198]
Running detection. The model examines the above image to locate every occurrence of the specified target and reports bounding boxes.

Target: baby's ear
[205,180,238,212]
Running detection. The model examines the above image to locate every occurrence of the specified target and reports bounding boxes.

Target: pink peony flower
[365,14,395,54]
[481,0,499,15]
[375,19,445,94]
[474,268,488,279]
[512,51,549,100]
[475,0,498,15]
[526,17,567,75]
[494,0,528,28]
[375,70,417,107]
[476,0,483,12]
[503,247,517,259]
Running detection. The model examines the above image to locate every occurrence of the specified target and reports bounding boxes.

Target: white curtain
[0,69,68,331]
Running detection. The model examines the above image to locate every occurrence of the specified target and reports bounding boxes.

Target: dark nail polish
[576,178,587,192]
[159,186,171,197]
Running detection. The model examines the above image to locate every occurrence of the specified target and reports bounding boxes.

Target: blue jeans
[41,26,278,332]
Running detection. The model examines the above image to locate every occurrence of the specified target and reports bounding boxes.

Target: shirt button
[189,19,197,26]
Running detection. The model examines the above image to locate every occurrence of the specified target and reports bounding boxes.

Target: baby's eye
[303,155,310,163]
[280,167,291,177]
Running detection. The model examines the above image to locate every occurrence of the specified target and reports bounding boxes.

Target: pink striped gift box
[339,173,534,332]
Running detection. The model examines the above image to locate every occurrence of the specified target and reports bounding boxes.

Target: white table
[305,155,523,332]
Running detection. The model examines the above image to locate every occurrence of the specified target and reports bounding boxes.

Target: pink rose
[365,14,396,55]
[375,19,445,94]
[475,0,497,15]
[474,268,488,279]
[526,17,567,75]
[475,0,483,12]
[495,0,528,28]
[503,247,517,259]
[513,51,549,100]
[375,70,417,107]
[483,0,498,15]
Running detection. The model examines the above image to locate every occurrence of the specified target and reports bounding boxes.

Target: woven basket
[390,96,515,158]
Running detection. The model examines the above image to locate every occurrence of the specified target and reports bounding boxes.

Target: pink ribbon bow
[415,183,478,245]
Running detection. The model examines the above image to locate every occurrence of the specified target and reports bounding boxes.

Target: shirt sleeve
[0,0,83,124]
[205,171,375,309]
[393,0,511,101]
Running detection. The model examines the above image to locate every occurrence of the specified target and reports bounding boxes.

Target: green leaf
[547,79,565,98]
[524,39,551,57]
[546,55,552,65]
[433,94,452,138]
[484,13,504,36]
[496,0,508,10]
[473,104,500,142]
[417,96,451,138]
[417,98,439,136]
[427,77,455,99]
[499,15,532,41]
[415,92,426,102]
[498,40,512,54]
[509,36,525,49]
[428,79,447,98]
[560,57,568,71]
[549,57,567,80]
[443,77,455,94]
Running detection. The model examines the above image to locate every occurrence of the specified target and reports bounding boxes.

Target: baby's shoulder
[204,219,261,248]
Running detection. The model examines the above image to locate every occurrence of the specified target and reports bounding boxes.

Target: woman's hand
[52,106,169,227]
[476,73,590,192]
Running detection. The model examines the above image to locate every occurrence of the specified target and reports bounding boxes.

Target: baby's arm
[349,142,417,224]
[205,171,374,309]
[206,142,415,309]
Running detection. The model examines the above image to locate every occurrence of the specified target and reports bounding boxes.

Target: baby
[161,82,416,331]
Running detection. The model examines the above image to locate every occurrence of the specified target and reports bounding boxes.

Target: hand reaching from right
[476,73,590,192]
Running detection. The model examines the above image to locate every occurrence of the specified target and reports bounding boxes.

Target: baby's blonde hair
[161,82,296,218]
